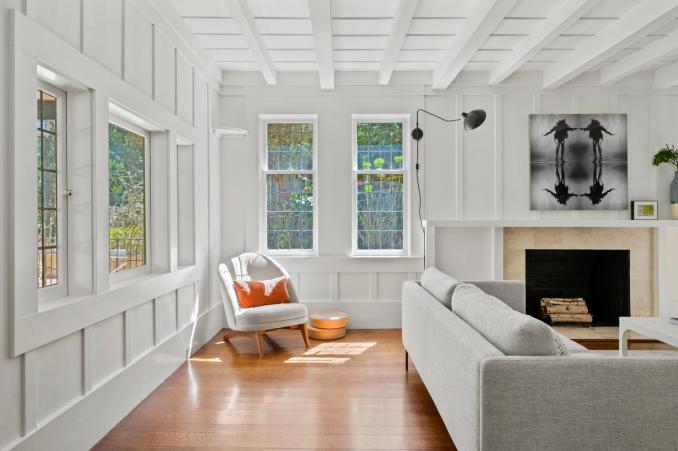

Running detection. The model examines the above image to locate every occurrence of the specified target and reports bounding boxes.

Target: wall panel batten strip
[369,273,378,301]
[123,310,132,366]
[329,273,338,300]
[22,350,38,435]
[82,327,93,394]
[494,94,503,219]
[455,94,464,219]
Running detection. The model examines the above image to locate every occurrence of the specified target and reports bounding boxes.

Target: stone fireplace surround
[503,227,654,317]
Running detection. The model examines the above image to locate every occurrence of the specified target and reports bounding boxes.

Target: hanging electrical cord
[411,108,488,271]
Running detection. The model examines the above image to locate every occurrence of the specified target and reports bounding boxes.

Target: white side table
[618,317,678,356]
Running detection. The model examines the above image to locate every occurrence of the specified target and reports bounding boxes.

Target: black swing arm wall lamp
[411,108,487,267]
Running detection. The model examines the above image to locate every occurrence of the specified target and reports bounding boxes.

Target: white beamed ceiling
[168,0,678,87]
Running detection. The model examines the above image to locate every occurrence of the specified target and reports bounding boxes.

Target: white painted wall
[0,1,223,450]
[219,71,678,324]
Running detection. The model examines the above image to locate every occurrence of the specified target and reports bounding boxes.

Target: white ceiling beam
[602,28,678,84]
[308,0,334,90]
[654,60,678,88]
[224,0,277,85]
[543,0,678,89]
[489,0,599,85]
[431,0,519,90]
[379,0,420,85]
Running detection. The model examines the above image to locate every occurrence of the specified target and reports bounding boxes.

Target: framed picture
[529,114,628,211]
[631,201,658,220]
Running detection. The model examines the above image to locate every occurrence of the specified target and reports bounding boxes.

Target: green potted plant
[652,144,678,219]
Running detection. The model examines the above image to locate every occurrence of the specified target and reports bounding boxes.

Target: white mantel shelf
[423,219,678,228]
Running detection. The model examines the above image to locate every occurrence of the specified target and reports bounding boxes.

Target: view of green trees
[356,122,404,251]
[37,90,59,287]
[109,123,146,271]
[266,123,314,250]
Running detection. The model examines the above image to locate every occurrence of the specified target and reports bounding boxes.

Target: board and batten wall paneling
[2,1,222,449]
[35,331,82,423]
[88,314,125,388]
[462,95,496,219]
[26,0,82,50]
[123,0,153,97]
[126,301,155,363]
[154,28,176,113]
[83,0,124,77]
[155,292,178,344]
[177,283,196,328]
[422,95,457,220]
[176,51,194,124]
[501,94,533,219]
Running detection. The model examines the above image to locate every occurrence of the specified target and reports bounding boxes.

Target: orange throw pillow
[233,277,290,308]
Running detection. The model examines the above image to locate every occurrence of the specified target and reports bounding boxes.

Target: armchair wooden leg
[299,323,310,348]
[405,351,409,372]
[254,330,265,357]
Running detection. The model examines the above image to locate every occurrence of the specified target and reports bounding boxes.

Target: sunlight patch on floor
[285,356,351,364]
[284,342,377,364]
[188,357,223,362]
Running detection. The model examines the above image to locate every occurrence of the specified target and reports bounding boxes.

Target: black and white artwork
[529,114,628,210]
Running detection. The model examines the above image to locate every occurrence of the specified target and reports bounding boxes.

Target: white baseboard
[304,300,402,329]
[10,303,225,451]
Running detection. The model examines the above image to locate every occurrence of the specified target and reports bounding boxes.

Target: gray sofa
[402,267,678,451]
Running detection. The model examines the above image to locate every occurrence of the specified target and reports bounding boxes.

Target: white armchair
[218,253,309,356]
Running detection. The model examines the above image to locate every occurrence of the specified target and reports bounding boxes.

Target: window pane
[266,123,313,170]
[356,122,403,170]
[42,171,57,208]
[39,91,57,132]
[356,173,403,250]
[109,123,146,273]
[37,89,59,288]
[266,174,313,250]
[42,133,57,170]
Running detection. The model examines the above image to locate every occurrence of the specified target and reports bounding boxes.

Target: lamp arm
[415,108,462,127]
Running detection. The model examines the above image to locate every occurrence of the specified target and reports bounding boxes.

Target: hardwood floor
[94,329,457,450]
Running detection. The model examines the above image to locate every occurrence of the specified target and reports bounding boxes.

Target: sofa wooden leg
[299,323,310,348]
[405,351,409,372]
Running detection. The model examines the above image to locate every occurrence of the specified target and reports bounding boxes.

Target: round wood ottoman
[308,310,348,340]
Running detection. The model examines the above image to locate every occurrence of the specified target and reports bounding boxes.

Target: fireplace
[525,249,630,326]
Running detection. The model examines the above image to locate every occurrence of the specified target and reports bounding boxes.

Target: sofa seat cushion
[420,267,459,309]
[451,283,559,356]
[236,302,308,327]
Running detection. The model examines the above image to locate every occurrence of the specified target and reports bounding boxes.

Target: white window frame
[37,81,68,302]
[351,114,411,257]
[108,115,152,282]
[259,114,319,256]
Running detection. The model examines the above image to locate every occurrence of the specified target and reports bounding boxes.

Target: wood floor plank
[94,329,457,450]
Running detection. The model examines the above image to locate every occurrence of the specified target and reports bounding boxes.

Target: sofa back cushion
[420,267,459,309]
[451,283,558,356]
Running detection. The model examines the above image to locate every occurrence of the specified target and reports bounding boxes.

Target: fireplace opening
[525,249,630,327]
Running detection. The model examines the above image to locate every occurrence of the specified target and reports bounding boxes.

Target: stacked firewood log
[539,298,592,325]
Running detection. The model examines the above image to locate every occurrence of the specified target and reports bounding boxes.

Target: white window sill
[270,255,424,274]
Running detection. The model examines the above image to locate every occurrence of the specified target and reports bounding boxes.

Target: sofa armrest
[480,356,678,451]
[463,280,525,313]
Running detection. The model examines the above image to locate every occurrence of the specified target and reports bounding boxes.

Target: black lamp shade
[462,109,486,130]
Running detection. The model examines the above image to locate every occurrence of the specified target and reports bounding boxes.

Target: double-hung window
[108,117,150,278]
[260,115,317,255]
[37,83,67,298]
[352,115,409,255]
